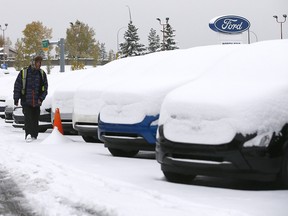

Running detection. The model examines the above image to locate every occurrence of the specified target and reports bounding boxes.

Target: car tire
[163,171,196,184]
[278,148,288,189]
[82,135,102,143]
[108,147,139,157]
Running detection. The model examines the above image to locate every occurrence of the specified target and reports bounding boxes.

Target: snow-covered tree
[119,21,145,58]
[108,50,116,62]
[147,28,160,53]
[99,43,107,63]
[163,23,178,50]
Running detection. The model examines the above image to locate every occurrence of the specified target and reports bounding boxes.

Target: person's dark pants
[23,106,40,139]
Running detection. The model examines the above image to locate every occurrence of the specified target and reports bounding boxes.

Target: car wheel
[82,135,102,143]
[278,148,288,189]
[163,171,196,184]
[108,147,139,157]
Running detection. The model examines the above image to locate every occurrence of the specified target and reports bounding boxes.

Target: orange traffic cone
[53,108,64,135]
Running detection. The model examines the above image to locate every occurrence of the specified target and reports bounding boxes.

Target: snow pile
[40,127,73,145]
[159,39,288,144]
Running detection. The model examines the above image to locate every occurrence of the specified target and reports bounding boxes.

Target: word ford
[209,15,250,34]
[222,19,243,30]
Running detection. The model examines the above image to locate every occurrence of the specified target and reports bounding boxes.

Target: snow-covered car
[0,74,17,118]
[4,105,13,123]
[156,39,288,187]
[4,99,14,123]
[72,58,155,143]
[51,68,95,135]
[12,105,52,132]
[72,66,108,143]
[0,68,18,77]
[97,44,243,157]
[0,99,5,119]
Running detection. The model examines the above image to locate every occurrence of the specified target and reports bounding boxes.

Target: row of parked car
[1,39,288,188]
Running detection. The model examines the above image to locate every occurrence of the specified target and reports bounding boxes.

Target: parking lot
[0,117,287,216]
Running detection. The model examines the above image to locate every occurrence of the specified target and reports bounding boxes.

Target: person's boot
[26,134,32,143]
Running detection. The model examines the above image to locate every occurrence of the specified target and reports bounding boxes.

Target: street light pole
[0,23,8,65]
[273,14,287,39]
[117,26,127,52]
[156,17,169,50]
[247,29,258,44]
[126,5,132,23]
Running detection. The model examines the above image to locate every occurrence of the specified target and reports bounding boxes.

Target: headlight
[243,131,272,147]
[13,107,23,115]
[259,135,271,147]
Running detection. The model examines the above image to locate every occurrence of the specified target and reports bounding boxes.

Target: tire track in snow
[0,167,36,216]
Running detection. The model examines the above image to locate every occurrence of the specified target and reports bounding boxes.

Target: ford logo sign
[209,15,250,34]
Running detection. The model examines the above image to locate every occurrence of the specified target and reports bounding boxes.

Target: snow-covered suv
[156,39,288,187]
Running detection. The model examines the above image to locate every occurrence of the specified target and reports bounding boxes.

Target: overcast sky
[2,0,287,51]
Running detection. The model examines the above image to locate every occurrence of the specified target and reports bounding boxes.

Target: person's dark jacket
[13,65,48,107]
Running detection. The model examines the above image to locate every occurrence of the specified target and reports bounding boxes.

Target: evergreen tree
[119,21,145,58]
[108,50,115,62]
[99,43,107,63]
[164,23,178,50]
[147,28,160,53]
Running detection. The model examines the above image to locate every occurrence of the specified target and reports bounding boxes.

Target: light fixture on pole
[273,14,287,39]
[156,17,169,50]
[0,23,8,65]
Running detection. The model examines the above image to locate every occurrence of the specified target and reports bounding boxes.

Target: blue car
[98,44,242,157]
[98,115,159,157]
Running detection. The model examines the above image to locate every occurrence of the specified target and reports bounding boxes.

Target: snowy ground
[0,118,287,216]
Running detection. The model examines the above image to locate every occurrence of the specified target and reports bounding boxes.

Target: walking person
[13,56,48,142]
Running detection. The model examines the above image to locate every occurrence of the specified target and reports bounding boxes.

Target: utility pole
[156,17,169,50]
[126,5,132,23]
[0,23,8,66]
[42,38,65,72]
[273,14,287,39]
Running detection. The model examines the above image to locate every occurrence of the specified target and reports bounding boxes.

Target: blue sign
[209,15,250,34]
